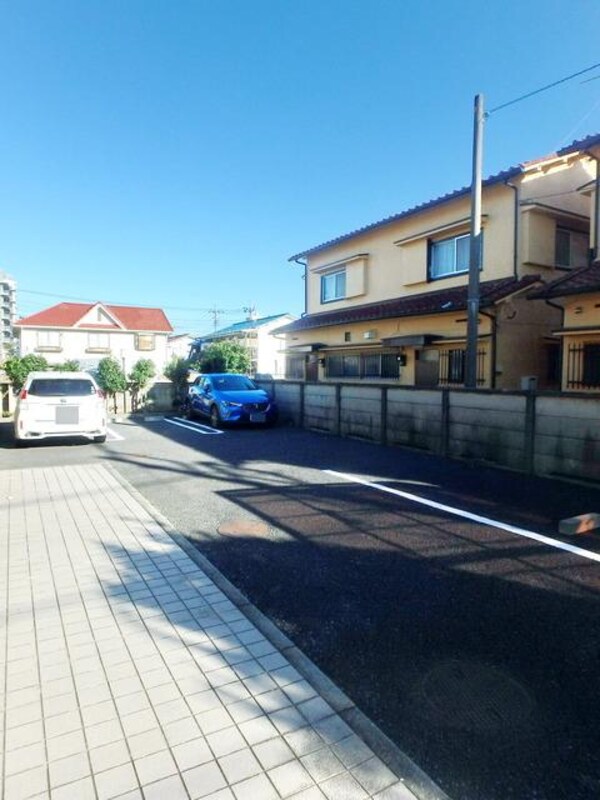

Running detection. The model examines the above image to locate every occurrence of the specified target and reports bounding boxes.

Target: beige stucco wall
[494,293,561,389]
[306,183,516,315]
[18,328,170,375]
[519,157,594,273]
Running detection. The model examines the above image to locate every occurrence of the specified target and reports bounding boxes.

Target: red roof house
[15,301,174,374]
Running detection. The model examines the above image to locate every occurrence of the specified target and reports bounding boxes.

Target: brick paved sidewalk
[0,464,431,800]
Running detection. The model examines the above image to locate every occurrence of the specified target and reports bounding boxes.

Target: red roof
[15,302,173,332]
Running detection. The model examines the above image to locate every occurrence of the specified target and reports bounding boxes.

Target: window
[344,332,352,342]
[285,357,304,379]
[555,227,589,269]
[28,378,96,397]
[36,331,61,350]
[87,333,110,351]
[321,269,346,303]
[429,233,472,279]
[439,347,486,386]
[326,353,399,379]
[582,344,600,387]
[135,334,155,351]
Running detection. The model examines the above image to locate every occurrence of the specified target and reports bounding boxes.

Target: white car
[14,371,107,445]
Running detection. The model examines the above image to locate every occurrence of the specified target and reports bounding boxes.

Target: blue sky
[2,0,600,334]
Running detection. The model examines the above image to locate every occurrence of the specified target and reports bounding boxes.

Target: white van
[14,371,107,445]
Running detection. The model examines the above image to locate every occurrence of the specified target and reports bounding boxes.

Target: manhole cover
[217,518,271,538]
[421,660,534,733]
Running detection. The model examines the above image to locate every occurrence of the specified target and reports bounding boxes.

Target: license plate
[56,406,79,424]
[250,413,266,423]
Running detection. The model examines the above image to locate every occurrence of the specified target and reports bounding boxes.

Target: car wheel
[94,434,107,443]
[210,405,221,429]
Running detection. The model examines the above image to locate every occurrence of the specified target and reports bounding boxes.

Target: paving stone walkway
[0,464,422,800]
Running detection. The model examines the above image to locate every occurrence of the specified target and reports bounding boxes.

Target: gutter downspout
[544,298,566,389]
[292,257,309,381]
[293,258,308,316]
[505,180,520,278]
[479,309,497,388]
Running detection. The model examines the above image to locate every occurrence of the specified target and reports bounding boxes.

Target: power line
[488,61,600,115]
[17,288,244,314]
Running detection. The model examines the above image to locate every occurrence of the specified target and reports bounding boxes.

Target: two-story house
[14,301,173,375]
[189,312,296,378]
[275,133,600,390]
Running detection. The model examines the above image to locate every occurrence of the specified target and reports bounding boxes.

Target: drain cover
[217,518,271,538]
[421,660,534,733]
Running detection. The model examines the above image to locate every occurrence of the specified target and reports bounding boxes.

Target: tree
[199,341,251,374]
[2,354,49,391]
[128,359,156,412]
[53,360,80,372]
[96,357,127,413]
[164,356,192,407]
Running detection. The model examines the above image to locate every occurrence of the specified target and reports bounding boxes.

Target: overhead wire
[487,61,600,115]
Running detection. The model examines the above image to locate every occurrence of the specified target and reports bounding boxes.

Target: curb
[106,463,451,800]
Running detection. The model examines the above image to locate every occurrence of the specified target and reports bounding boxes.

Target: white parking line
[106,426,125,441]
[325,469,600,565]
[165,417,224,436]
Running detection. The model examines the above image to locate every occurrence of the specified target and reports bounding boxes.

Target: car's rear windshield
[213,375,257,391]
[28,379,96,397]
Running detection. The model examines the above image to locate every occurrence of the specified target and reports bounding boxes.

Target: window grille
[567,343,600,389]
[439,348,485,386]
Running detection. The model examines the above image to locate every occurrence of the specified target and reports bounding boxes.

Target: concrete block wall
[387,389,441,451]
[534,396,600,481]
[447,392,527,471]
[340,385,381,440]
[259,380,600,483]
[270,381,303,426]
[304,384,337,432]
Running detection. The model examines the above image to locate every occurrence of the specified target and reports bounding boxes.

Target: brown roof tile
[528,261,600,300]
[274,275,540,334]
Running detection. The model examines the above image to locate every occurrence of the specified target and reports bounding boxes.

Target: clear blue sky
[2,0,600,334]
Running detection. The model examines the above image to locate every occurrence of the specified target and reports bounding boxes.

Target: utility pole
[210,305,225,333]
[465,93,485,389]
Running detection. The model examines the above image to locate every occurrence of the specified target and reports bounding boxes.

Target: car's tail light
[96,389,105,399]
[19,388,27,400]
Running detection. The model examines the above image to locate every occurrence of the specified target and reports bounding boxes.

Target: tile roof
[289,132,600,262]
[528,261,600,300]
[273,275,540,334]
[15,302,173,332]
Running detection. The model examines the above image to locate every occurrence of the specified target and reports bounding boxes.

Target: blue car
[185,373,278,428]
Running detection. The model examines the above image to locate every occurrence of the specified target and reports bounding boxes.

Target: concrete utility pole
[465,93,485,389]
